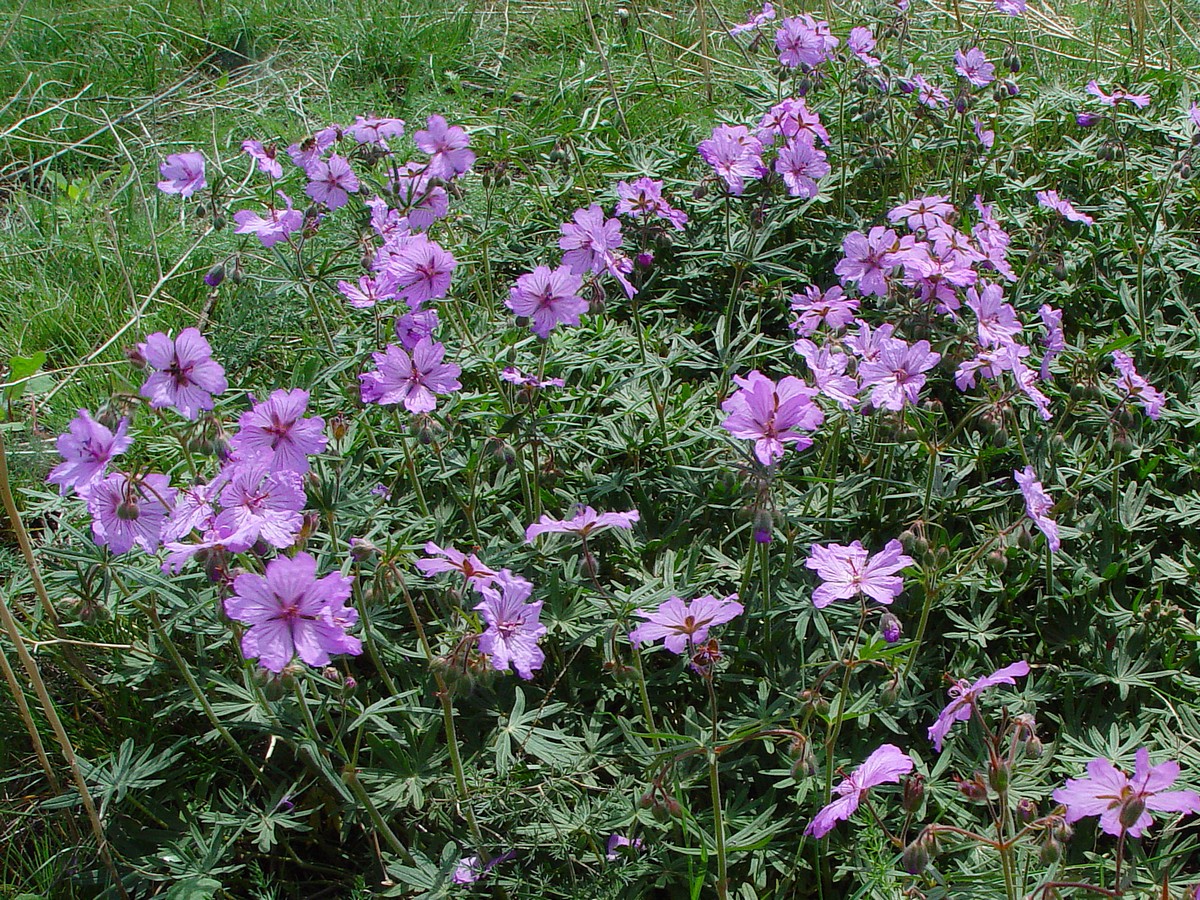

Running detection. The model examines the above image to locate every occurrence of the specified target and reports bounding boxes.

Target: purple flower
[789,285,859,336]
[1036,189,1094,225]
[847,26,880,67]
[720,370,824,465]
[806,539,913,608]
[367,195,409,241]
[304,154,359,211]
[605,833,644,860]
[416,542,497,587]
[1076,112,1101,127]
[729,2,775,35]
[793,339,859,409]
[507,265,587,339]
[359,338,461,414]
[229,388,327,475]
[346,115,405,147]
[382,235,457,308]
[1112,350,1165,420]
[1086,81,1151,109]
[954,48,995,87]
[629,593,743,654]
[217,460,305,549]
[774,15,837,68]
[912,75,949,109]
[389,162,450,231]
[453,856,483,884]
[615,177,688,230]
[859,339,941,411]
[286,125,340,175]
[1039,304,1064,379]
[994,0,1026,14]
[1190,103,1200,130]
[698,125,766,195]
[526,506,640,542]
[414,115,475,180]
[474,570,546,679]
[242,140,282,179]
[87,472,176,555]
[559,205,624,275]
[1015,466,1060,552]
[138,328,227,420]
[337,275,393,309]
[394,308,440,350]
[157,152,206,197]
[973,117,996,149]
[502,367,565,389]
[775,135,830,199]
[889,195,955,232]
[224,552,361,673]
[928,660,1029,751]
[1053,748,1200,838]
[965,284,1022,347]
[233,193,304,248]
[845,319,901,362]
[758,98,829,145]
[835,226,901,297]
[805,744,913,838]
[47,410,132,497]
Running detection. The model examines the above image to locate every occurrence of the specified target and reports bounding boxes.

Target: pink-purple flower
[525,506,640,542]
[806,539,914,608]
[805,744,913,838]
[359,338,461,414]
[217,460,306,549]
[224,552,361,673]
[1036,189,1094,225]
[775,136,830,199]
[559,204,625,275]
[628,593,743,654]
[965,284,1022,347]
[928,660,1029,751]
[304,155,359,210]
[229,388,327,475]
[789,285,859,335]
[889,195,955,232]
[720,370,824,465]
[47,410,132,497]
[847,27,880,67]
[774,15,837,68]
[233,193,304,248]
[1015,466,1060,552]
[1086,81,1151,109]
[859,339,941,411]
[615,177,688,230]
[157,152,206,197]
[474,570,546,679]
[1112,350,1165,420]
[87,472,177,555]
[835,226,901,297]
[138,328,227,420]
[346,115,405,147]
[698,125,766,196]
[954,48,995,87]
[242,140,283,178]
[414,115,475,180]
[729,2,775,35]
[416,542,498,588]
[1053,748,1200,838]
[382,235,457,308]
[506,265,587,339]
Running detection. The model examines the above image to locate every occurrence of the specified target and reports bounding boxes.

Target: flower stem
[706,676,728,900]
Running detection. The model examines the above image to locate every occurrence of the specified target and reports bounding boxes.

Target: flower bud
[204,263,225,287]
[902,837,930,874]
[986,549,1007,574]
[880,677,900,705]
[1050,817,1073,843]
[1039,836,1062,865]
[125,344,147,369]
[1016,798,1037,824]
[1053,260,1068,281]
[349,537,379,561]
[957,772,988,802]
[898,529,918,554]
[638,791,655,809]
[988,758,1010,793]
[881,612,902,644]
[1025,735,1044,759]
[664,797,683,818]
[212,214,226,231]
[1017,529,1033,551]
[581,549,600,580]
[115,500,141,521]
[753,509,773,544]
[1118,797,1146,831]
[901,773,925,813]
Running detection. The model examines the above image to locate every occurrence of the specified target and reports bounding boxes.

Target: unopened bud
[898,529,918,554]
[988,758,1010,793]
[204,263,225,287]
[348,537,379,561]
[1118,797,1146,831]
[125,345,147,368]
[753,509,773,544]
[1050,817,1073,843]
[1040,836,1062,865]
[1026,735,1044,759]
[986,549,1007,574]
[881,612,902,644]
[664,797,682,818]
[1016,798,1037,824]
[957,773,988,802]
[581,549,600,580]
[902,773,925,813]
[902,836,930,874]
[212,214,226,231]
[880,678,900,705]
